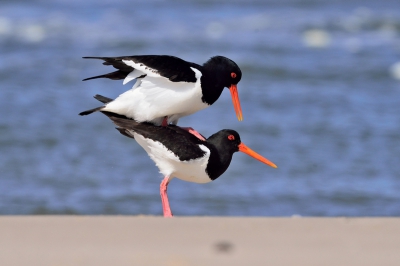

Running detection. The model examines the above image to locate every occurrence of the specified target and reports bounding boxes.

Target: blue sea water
[1,0,400,216]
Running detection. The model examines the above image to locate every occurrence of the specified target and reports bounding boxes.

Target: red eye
[231,72,237,78]
[228,135,235,140]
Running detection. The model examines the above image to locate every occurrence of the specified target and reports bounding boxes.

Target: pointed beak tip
[238,143,277,169]
[265,161,278,169]
[229,84,243,121]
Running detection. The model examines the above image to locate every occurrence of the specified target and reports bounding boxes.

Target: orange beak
[238,143,277,168]
[229,84,243,121]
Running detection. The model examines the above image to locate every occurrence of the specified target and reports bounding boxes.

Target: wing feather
[83,55,201,83]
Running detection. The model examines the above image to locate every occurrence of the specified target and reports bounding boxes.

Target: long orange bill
[238,143,277,168]
[229,84,243,121]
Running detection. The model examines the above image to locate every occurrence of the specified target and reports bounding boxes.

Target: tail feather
[94,94,113,104]
[79,106,104,116]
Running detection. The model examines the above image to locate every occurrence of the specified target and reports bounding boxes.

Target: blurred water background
[1,0,400,216]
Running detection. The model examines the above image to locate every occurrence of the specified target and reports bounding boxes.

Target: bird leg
[161,117,205,141]
[161,116,168,127]
[160,176,173,218]
[179,127,206,141]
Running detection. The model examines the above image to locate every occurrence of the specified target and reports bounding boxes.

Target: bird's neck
[200,70,226,105]
[204,141,234,180]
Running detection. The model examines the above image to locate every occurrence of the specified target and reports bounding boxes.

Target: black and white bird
[101,107,277,217]
[79,55,243,129]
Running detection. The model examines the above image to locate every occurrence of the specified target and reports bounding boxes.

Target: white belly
[102,68,209,125]
[133,133,212,184]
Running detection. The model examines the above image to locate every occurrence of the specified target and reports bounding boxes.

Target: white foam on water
[389,62,400,80]
[0,17,11,35]
[302,29,331,48]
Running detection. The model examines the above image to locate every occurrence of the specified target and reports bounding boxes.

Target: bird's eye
[228,134,235,140]
[231,72,237,78]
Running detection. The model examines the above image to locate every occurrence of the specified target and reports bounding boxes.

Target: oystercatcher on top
[79,55,243,130]
[101,107,277,217]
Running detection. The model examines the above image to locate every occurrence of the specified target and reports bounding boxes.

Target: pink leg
[161,117,168,127]
[160,176,173,218]
[180,127,206,141]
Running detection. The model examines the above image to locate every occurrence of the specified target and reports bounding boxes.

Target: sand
[0,216,399,266]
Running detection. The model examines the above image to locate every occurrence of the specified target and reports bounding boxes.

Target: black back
[83,55,200,83]
[102,111,207,161]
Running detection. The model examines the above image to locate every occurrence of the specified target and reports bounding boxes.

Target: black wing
[101,111,207,161]
[83,55,201,83]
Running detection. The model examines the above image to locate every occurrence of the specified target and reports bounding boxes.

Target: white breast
[133,132,212,184]
[102,67,209,125]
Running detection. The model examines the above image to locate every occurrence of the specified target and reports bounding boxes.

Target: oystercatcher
[79,55,243,127]
[101,109,277,217]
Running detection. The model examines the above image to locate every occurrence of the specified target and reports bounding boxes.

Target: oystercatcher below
[101,109,277,217]
[79,55,243,128]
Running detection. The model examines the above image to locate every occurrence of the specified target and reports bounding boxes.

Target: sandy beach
[0,216,399,266]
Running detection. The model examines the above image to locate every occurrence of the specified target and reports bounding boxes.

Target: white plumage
[101,61,208,125]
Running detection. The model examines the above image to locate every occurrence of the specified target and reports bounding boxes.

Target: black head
[207,129,242,154]
[203,56,242,87]
[205,129,277,180]
[205,129,242,180]
[202,56,243,120]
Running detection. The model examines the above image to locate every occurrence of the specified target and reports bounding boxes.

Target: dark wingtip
[79,111,91,116]
[79,106,103,116]
[82,75,102,81]
[82,57,109,81]
[82,56,104,60]
[83,70,128,81]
